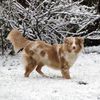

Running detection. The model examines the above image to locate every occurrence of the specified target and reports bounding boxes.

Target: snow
[0,0,100,99]
[0,51,100,100]
[85,46,100,54]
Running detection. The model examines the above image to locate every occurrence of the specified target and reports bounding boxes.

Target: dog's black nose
[73,46,76,49]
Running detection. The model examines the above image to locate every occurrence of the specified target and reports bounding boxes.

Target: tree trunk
[97,0,100,14]
[0,29,4,55]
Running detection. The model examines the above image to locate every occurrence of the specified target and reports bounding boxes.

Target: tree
[0,0,100,54]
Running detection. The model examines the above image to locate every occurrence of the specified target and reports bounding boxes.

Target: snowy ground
[0,51,100,100]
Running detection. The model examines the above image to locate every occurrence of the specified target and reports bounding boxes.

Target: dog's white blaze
[72,38,76,48]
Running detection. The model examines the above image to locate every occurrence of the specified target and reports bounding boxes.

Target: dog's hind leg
[24,56,37,77]
[36,63,48,78]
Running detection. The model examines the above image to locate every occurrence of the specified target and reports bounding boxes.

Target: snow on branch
[77,15,100,33]
[0,0,100,49]
[85,31,100,39]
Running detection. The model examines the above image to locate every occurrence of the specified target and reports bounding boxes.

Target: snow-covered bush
[0,0,100,54]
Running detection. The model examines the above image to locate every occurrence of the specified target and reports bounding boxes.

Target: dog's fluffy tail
[7,28,30,52]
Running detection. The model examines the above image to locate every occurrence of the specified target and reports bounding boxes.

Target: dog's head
[64,37,84,53]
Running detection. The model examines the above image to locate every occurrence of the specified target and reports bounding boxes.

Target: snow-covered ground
[0,51,100,100]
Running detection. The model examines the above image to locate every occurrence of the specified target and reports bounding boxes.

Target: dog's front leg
[61,66,70,79]
[24,56,37,77]
[60,57,70,79]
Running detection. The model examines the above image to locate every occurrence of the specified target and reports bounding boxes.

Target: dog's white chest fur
[63,52,78,67]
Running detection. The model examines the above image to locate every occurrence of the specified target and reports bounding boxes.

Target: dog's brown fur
[7,29,84,79]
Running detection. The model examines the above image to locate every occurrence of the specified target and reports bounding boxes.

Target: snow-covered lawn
[0,52,100,100]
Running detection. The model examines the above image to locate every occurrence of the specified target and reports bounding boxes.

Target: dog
[7,29,84,79]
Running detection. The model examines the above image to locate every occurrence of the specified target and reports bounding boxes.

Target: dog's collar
[17,48,24,53]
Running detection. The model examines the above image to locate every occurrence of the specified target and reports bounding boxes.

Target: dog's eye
[68,42,72,45]
[75,41,79,45]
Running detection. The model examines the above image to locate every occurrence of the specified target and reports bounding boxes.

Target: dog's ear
[77,37,84,44]
[64,37,69,44]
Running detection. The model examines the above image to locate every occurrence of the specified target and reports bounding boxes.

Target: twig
[85,31,100,39]
[77,15,100,33]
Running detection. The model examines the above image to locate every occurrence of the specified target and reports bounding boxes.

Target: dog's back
[23,40,61,69]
